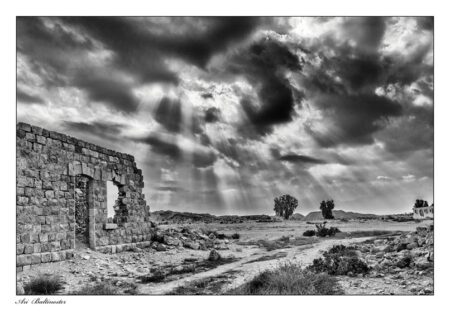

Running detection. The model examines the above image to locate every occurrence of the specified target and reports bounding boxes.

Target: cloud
[63,17,261,80]
[73,70,139,113]
[130,132,217,167]
[306,93,403,147]
[201,93,214,99]
[278,154,327,165]
[204,107,221,123]
[62,120,127,140]
[154,97,183,133]
[226,38,303,135]
[16,17,433,214]
[17,89,44,104]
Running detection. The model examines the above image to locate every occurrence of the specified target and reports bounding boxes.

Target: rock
[416,226,428,236]
[183,241,200,250]
[380,258,393,268]
[396,256,412,268]
[82,255,90,260]
[208,249,221,261]
[414,257,433,270]
[396,243,408,252]
[163,235,181,246]
[383,245,394,253]
[427,251,434,262]
[155,243,167,252]
[208,233,216,240]
[407,243,418,250]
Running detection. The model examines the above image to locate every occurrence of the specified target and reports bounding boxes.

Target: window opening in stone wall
[75,175,90,249]
[106,181,117,219]
[112,180,128,225]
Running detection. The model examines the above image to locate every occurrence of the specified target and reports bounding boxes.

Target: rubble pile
[353,225,434,294]
[150,227,236,252]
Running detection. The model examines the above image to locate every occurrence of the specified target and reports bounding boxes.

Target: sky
[16,17,433,215]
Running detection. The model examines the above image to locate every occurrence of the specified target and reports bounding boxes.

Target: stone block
[18,122,31,132]
[25,133,35,141]
[16,244,24,255]
[17,254,32,267]
[23,244,33,254]
[31,254,41,265]
[45,191,54,199]
[39,233,48,243]
[33,243,41,253]
[31,125,43,135]
[36,135,46,145]
[41,252,52,263]
[104,223,118,230]
[21,233,31,243]
[51,252,60,262]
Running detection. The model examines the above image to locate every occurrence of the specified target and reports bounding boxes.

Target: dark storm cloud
[416,16,434,31]
[130,132,216,167]
[204,108,221,123]
[341,17,386,53]
[62,120,127,141]
[154,98,182,133]
[227,38,303,135]
[298,17,433,148]
[16,89,44,104]
[378,106,433,156]
[156,186,182,192]
[278,154,327,165]
[63,16,261,80]
[17,17,262,114]
[17,17,139,113]
[306,94,403,147]
[131,133,181,158]
[153,97,204,134]
[73,70,140,113]
[201,93,214,99]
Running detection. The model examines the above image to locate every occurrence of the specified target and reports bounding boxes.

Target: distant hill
[290,213,305,221]
[302,210,379,221]
[150,209,379,224]
[150,210,277,224]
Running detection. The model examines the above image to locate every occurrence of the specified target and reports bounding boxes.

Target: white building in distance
[413,205,434,219]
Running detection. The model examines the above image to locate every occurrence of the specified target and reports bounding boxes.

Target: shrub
[139,271,166,283]
[229,262,342,295]
[315,223,340,237]
[308,244,369,276]
[24,275,63,295]
[303,230,316,237]
[231,233,240,239]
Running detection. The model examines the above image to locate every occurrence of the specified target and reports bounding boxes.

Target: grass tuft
[23,275,63,295]
[229,262,343,295]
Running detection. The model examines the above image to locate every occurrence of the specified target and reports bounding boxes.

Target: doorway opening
[74,175,92,249]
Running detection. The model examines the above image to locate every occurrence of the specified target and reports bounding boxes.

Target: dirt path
[137,237,371,294]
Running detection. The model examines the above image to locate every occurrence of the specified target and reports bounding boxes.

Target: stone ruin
[16,122,156,270]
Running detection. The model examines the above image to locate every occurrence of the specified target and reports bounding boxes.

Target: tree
[320,200,335,219]
[274,194,298,220]
[414,199,429,208]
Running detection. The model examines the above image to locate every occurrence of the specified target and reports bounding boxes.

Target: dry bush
[229,262,342,295]
[24,275,63,295]
[308,244,369,276]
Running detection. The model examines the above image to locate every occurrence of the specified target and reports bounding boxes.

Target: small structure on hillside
[413,204,434,219]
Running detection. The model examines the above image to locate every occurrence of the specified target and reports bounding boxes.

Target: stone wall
[16,122,155,270]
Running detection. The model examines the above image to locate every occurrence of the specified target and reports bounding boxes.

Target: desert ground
[16,218,434,295]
